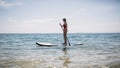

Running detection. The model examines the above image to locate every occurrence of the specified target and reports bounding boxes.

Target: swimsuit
[63,24,67,29]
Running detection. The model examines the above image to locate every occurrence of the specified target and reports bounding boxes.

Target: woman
[60,18,68,46]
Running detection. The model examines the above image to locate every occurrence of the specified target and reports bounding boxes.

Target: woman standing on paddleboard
[60,18,68,46]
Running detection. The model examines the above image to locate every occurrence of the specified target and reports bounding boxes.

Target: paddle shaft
[66,36,71,46]
[60,24,71,46]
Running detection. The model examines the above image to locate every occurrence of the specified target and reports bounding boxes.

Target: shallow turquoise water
[0,33,120,68]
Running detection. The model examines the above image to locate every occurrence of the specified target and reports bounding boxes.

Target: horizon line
[0,32,120,34]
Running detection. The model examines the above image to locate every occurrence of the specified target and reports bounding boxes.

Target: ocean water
[0,33,120,68]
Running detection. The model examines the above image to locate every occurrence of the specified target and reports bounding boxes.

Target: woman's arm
[59,23,63,27]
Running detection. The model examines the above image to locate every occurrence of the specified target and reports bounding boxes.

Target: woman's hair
[63,18,66,22]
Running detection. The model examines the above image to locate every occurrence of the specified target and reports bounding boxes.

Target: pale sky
[0,0,120,33]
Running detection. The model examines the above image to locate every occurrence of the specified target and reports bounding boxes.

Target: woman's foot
[63,43,67,46]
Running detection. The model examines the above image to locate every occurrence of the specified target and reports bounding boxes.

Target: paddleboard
[36,42,83,47]
[36,42,60,47]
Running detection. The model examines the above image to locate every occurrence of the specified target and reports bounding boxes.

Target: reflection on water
[62,47,71,68]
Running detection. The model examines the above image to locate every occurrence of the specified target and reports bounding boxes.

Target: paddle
[59,23,71,46]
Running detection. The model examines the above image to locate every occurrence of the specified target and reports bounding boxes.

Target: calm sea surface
[0,33,120,68]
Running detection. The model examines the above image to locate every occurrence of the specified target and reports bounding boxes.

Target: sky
[0,0,120,33]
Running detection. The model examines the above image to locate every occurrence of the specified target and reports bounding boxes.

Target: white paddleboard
[36,42,83,47]
[36,42,60,47]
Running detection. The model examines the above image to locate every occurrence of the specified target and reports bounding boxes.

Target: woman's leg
[64,31,67,45]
